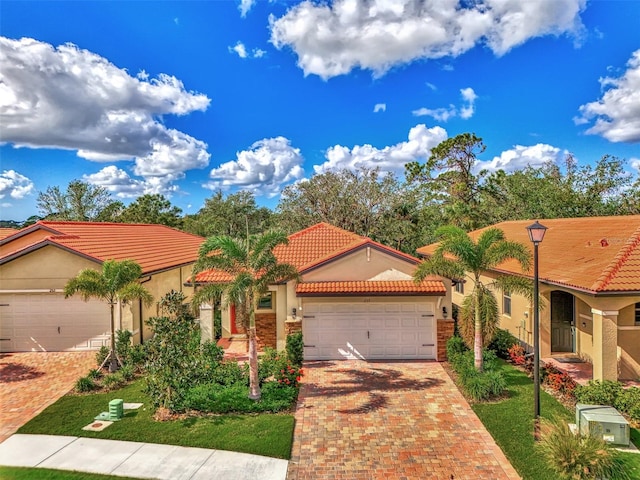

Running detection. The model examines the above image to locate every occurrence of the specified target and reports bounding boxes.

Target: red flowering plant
[275,364,304,388]
[508,344,526,365]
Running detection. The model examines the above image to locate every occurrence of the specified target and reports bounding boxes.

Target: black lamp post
[526,220,547,437]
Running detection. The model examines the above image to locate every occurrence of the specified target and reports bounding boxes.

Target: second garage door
[302,301,436,360]
[0,293,110,352]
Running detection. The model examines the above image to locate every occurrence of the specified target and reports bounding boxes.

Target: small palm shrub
[538,418,629,480]
[87,368,102,380]
[448,344,506,401]
[286,332,304,367]
[462,370,507,401]
[75,376,97,393]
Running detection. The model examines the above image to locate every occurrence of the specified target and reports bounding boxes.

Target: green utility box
[108,399,124,421]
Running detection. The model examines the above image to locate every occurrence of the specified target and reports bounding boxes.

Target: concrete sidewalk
[0,434,288,480]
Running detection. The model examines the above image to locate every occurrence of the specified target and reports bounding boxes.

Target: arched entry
[551,290,575,352]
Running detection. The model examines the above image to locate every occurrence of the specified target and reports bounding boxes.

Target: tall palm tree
[193,231,299,400]
[64,259,153,372]
[414,226,531,371]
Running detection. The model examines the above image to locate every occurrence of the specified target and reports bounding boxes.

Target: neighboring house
[0,221,204,352]
[192,223,452,361]
[0,228,18,240]
[417,215,640,381]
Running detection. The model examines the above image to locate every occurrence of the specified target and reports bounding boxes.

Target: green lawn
[0,466,141,480]
[17,380,294,459]
[471,360,640,480]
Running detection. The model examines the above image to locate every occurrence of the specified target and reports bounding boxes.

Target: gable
[301,245,417,282]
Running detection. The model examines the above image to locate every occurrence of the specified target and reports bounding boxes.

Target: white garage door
[0,293,110,352]
[303,301,436,360]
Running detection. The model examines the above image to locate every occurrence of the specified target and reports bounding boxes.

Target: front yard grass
[17,379,294,459]
[0,466,141,480]
[471,360,639,480]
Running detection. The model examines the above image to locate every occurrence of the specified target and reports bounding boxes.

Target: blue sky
[1,0,639,221]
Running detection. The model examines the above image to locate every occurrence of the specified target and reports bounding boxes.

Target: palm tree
[414,226,531,371]
[193,231,299,400]
[64,259,153,372]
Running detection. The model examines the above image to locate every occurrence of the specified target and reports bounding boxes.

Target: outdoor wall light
[292,307,297,318]
[442,306,448,319]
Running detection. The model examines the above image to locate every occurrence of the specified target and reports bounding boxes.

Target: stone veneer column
[591,308,618,381]
[437,319,455,361]
[285,319,302,336]
[255,313,277,349]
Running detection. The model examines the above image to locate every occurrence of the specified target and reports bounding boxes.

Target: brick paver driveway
[0,352,95,442]
[287,361,520,480]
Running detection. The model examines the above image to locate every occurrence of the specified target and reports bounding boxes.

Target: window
[454,281,464,294]
[635,302,640,326]
[503,291,512,316]
[257,292,273,310]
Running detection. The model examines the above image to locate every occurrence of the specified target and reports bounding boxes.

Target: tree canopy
[37,180,117,221]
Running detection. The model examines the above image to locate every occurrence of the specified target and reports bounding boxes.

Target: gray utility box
[575,404,630,447]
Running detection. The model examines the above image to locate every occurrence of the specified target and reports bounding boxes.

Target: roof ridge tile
[591,224,640,292]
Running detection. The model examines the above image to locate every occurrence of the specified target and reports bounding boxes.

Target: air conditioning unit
[575,404,630,447]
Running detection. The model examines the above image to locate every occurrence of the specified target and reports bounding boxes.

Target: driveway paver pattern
[287,361,520,480]
[0,352,95,442]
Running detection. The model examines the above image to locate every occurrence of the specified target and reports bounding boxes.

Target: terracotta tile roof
[416,215,640,293]
[193,222,422,284]
[296,280,446,296]
[0,221,204,274]
[0,228,18,239]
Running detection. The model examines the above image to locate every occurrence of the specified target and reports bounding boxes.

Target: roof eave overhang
[0,223,62,246]
[0,240,103,266]
[296,291,445,297]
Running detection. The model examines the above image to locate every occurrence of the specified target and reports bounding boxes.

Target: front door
[551,291,574,352]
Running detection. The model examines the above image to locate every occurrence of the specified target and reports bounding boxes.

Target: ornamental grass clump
[538,418,629,480]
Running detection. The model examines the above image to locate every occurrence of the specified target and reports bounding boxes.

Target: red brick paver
[288,361,520,480]
[0,352,95,442]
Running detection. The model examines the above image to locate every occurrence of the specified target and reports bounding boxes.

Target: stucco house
[193,223,452,361]
[0,221,203,352]
[417,215,640,381]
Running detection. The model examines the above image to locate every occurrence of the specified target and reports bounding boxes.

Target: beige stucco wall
[452,268,640,380]
[0,245,196,347]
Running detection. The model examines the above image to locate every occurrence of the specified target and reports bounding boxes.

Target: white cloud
[229,41,248,58]
[426,82,437,91]
[373,103,386,113]
[413,87,477,121]
[475,144,567,173]
[575,49,640,143]
[0,170,35,199]
[631,158,640,173]
[239,0,256,18]
[0,37,211,198]
[206,137,305,197]
[269,0,586,79]
[229,41,267,59]
[314,124,448,175]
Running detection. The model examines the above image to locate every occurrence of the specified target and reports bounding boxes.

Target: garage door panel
[0,293,110,352]
[303,301,436,360]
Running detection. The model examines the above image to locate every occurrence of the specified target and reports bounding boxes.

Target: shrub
[275,364,304,388]
[87,368,102,380]
[118,364,135,381]
[96,345,109,368]
[75,376,97,393]
[184,381,297,414]
[507,344,526,365]
[488,329,518,359]
[539,418,629,480]
[211,361,248,387]
[615,387,640,422]
[462,370,507,401]
[128,344,147,369]
[115,330,133,365]
[102,373,125,391]
[214,309,222,340]
[446,335,468,359]
[542,365,577,397]
[259,347,288,384]
[286,332,304,367]
[574,380,624,407]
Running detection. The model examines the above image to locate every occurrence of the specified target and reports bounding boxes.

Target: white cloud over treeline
[0,37,211,198]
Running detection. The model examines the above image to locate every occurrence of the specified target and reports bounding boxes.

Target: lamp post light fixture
[526,220,547,438]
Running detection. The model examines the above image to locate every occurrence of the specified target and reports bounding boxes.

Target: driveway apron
[287,361,520,480]
[0,352,96,442]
